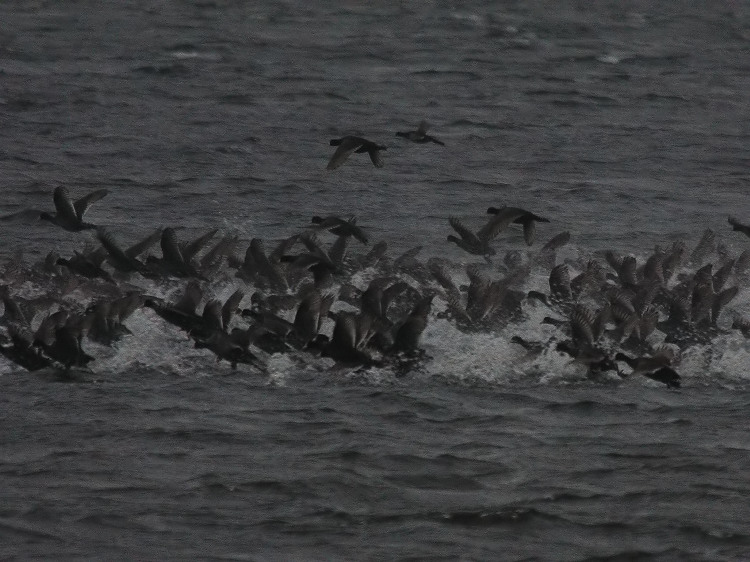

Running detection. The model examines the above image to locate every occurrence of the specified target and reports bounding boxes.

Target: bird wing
[269,234,301,263]
[343,218,369,244]
[522,219,536,246]
[74,189,109,220]
[161,228,186,265]
[541,231,571,252]
[97,228,136,270]
[327,137,363,170]
[126,228,163,259]
[728,216,743,228]
[328,235,348,266]
[174,281,203,315]
[52,186,79,223]
[728,216,750,234]
[570,305,596,348]
[417,120,429,135]
[477,207,527,242]
[331,312,358,350]
[448,217,480,245]
[182,229,219,262]
[202,299,224,332]
[311,215,343,229]
[221,289,245,331]
[367,147,384,168]
[299,232,330,261]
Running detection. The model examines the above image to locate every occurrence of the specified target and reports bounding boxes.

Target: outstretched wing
[53,186,79,223]
[477,207,527,242]
[161,228,186,265]
[448,217,480,246]
[126,228,163,259]
[367,147,384,168]
[522,218,536,246]
[182,229,219,262]
[327,137,363,170]
[74,189,109,220]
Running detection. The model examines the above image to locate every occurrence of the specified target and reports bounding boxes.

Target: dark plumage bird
[486,206,550,246]
[40,186,109,232]
[96,229,151,275]
[728,216,750,238]
[310,216,369,244]
[391,294,433,353]
[395,121,445,145]
[556,340,619,378]
[56,249,115,284]
[194,331,264,371]
[447,207,528,259]
[320,312,379,366]
[146,227,202,278]
[614,352,681,388]
[292,289,334,347]
[0,327,56,372]
[34,314,94,370]
[327,136,386,169]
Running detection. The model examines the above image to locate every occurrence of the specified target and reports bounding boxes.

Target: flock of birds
[2,122,750,388]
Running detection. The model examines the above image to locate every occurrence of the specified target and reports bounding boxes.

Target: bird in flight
[327,136,387,170]
[396,121,444,145]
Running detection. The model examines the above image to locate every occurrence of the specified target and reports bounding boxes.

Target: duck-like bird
[327,136,386,170]
[40,186,109,232]
[447,207,528,259]
[310,215,369,244]
[396,121,445,145]
[614,351,681,388]
[486,206,550,246]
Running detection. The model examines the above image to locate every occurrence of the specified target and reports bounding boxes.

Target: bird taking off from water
[40,186,109,232]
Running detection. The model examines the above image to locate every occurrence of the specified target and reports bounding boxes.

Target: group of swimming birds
[2,124,750,387]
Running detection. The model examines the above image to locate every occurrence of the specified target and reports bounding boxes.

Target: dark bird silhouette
[310,215,369,244]
[728,216,750,238]
[40,186,109,232]
[447,207,528,259]
[556,340,619,378]
[614,351,681,388]
[391,294,433,353]
[395,121,444,145]
[56,249,115,284]
[319,312,380,366]
[96,229,151,275]
[0,326,57,371]
[486,206,550,246]
[327,136,386,169]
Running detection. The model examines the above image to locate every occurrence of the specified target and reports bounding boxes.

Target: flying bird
[447,207,528,259]
[327,136,386,170]
[486,206,550,246]
[40,186,109,232]
[396,121,445,145]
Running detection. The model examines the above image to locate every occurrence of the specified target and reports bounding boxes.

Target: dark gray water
[2,1,750,560]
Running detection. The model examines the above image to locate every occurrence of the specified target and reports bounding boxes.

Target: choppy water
[2,1,750,560]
